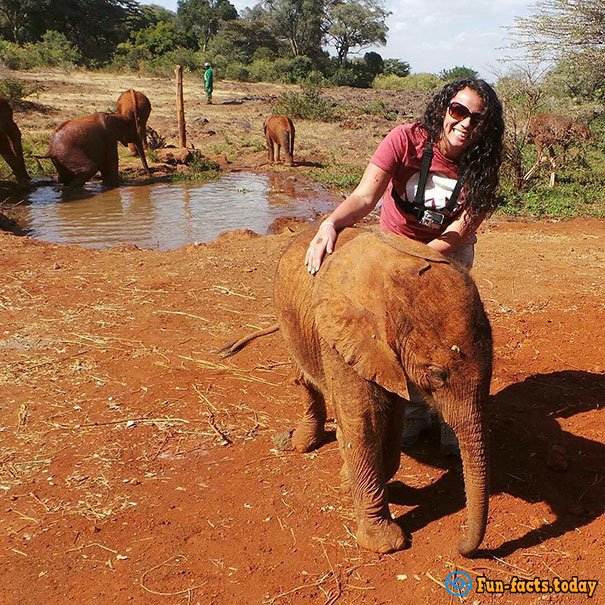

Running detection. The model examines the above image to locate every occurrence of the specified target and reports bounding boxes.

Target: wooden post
[175,65,186,148]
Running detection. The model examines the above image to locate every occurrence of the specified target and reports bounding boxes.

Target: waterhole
[13,172,340,250]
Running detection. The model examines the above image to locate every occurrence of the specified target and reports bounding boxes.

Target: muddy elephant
[42,112,151,188]
[274,226,493,555]
[116,89,152,157]
[0,96,30,184]
[264,115,295,166]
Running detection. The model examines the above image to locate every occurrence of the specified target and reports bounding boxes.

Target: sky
[149,0,535,79]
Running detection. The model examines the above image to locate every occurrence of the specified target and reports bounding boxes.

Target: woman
[305,77,505,453]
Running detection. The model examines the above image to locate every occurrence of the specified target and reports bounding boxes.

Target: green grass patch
[305,162,364,191]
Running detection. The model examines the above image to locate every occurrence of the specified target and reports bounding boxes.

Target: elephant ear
[314,231,424,400]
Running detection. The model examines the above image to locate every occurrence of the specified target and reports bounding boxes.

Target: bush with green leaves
[223,61,250,81]
[34,31,82,67]
[382,58,410,78]
[273,80,335,121]
[248,58,292,83]
[0,78,42,102]
[439,66,479,82]
[0,32,81,69]
[141,48,201,77]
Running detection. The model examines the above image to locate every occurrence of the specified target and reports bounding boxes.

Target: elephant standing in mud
[274,226,493,555]
[42,112,151,188]
[116,89,152,157]
[264,115,295,166]
[0,96,30,184]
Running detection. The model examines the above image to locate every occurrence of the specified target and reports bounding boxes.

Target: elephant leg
[382,395,403,483]
[266,135,274,163]
[328,358,406,553]
[276,143,281,163]
[291,373,327,453]
[101,145,120,188]
[127,142,139,157]
[336,424,352,493]
[284,134,294,166]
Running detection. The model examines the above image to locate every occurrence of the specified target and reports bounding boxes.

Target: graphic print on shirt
[405,171,459,210]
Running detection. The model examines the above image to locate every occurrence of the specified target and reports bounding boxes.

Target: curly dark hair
[420,78,505,223]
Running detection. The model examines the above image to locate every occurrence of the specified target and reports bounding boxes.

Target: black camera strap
[393,145,462,218]
[414,147,434,205]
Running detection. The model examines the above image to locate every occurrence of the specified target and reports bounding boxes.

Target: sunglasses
[448,101,484,126]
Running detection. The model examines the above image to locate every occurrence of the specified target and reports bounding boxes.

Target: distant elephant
[0,96,30,184]
[116,89,152,158]
[42,112,151,188]
[264,115,295,166]
[273,226,493,555]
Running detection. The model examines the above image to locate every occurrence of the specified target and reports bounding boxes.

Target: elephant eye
[426,365,448,389]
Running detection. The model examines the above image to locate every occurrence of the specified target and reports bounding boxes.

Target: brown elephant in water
[0,96,30,184]
[274,226,493,555]
[264,115,295,166]
[42,112,151,188]
[116,89,152,157]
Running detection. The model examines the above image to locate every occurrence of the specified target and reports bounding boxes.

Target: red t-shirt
[370,122,464,242]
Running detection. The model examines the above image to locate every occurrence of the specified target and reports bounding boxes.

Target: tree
[0,0,46,43]
[209,19,280,64]
[382,58,410,77]
[326,0,389,66]
[263,0,325,59]
[509,0,604,101]
[510,0,604,62]
[177,0,238,51]
[439,66,478,82]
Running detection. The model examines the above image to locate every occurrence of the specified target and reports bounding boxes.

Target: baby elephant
[42,112,151,188]
[0,96,30,184]
[116,89,152,157]
[264,115,295,166]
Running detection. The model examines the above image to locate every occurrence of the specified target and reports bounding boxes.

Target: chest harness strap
[391,146,463,230]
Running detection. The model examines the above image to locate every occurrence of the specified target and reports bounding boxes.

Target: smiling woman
[303,76,505,452]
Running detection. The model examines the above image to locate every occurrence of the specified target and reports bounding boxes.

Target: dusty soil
[0,71,604,604]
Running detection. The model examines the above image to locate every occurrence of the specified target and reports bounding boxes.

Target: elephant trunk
[441,386,490,557]
[134,137,151,176]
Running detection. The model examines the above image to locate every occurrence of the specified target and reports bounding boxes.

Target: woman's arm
[305,162,391,274]
[427,208,485,255]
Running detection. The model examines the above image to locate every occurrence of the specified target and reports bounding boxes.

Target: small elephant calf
[264,115,295,166]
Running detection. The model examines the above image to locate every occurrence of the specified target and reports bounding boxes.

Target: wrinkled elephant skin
[264,115,295,166]
[45,112,150,188]
[275,226,493,556]
[0,96,30,184]
[116,89,152,159]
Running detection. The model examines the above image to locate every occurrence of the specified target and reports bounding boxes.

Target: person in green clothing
[203,62,213,105]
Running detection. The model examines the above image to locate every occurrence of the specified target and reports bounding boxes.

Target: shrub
[223,61,250,81]
[273,80,336,121]
[0,78,42,102]
[141,48,201,77]
[248,58,292,83]
[34,31,82,67]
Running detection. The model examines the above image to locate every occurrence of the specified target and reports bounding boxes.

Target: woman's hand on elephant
[305,221,337,275]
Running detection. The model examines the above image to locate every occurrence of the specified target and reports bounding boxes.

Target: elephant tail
[33,153,53,160]
[130,89,142,138]
[218,324,279,358]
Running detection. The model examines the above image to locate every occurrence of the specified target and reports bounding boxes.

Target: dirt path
[0,214,603,604]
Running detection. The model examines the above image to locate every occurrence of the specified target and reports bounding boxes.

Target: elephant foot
[356,518,407,554]
[291,422,324,453]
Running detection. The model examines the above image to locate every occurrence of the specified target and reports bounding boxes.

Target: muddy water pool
[15,172,340,250]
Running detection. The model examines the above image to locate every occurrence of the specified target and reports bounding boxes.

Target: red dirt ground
[0,209,603,604]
